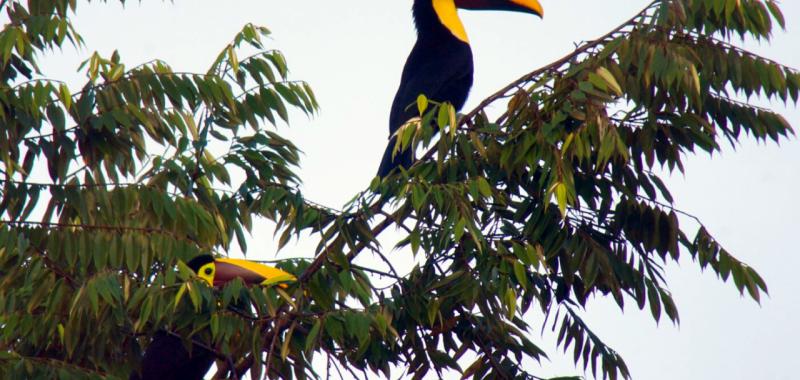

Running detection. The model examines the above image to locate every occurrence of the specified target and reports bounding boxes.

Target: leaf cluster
[0,2,325,378]
[0,1,795,380]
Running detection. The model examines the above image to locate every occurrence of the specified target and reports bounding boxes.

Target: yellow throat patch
[432,0,469,43]
[197,262,215,286]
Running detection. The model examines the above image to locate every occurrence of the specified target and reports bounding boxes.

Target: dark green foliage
[0,1,795,380]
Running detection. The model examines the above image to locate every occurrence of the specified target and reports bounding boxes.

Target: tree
[0,0,795,379]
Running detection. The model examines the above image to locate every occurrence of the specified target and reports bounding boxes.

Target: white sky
[26,1,800,379]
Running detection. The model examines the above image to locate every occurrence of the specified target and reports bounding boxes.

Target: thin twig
[351,264,401,280]
[1,219,178,235]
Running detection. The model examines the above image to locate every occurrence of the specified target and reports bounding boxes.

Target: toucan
[377,0,544,177]
[186,255,296,289]
[130,255,295,380]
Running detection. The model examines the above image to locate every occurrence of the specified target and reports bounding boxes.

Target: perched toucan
[186,255,296,288]
[377,0,544,177]
[130,255,295,380]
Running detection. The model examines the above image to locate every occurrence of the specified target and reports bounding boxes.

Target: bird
[186,255,296,288]
[130,255,296,380]
[377,0,544,177]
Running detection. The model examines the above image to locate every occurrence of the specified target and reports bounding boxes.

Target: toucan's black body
[377,0,543,177]
[377,0,474,177]
[129,332,215,380]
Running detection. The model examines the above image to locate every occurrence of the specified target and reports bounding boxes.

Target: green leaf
[476,177,492,198]
[305,319,322,353]
[505,287,517,319]
[410,229,421,256]
[513,261,529,290]
[187,282,202,312]
[174,283,188,311]
[58,83,72,109]
[417,94,428,115]
[554,183,568,218]
[454,218,467,243]
[766,1,786,29]
[280,322,295,361]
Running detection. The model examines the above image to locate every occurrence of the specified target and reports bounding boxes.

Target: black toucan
[130,255,295,380]
[377,0,544,177]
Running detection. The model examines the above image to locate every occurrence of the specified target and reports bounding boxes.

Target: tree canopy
[0,1,796,379]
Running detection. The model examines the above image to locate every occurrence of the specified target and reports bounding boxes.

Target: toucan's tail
[377,137,413,177]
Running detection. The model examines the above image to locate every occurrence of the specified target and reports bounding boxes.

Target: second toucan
[186,255,296,288]
[130,255,295,380]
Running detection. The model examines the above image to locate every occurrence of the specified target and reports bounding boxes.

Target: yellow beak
[454,0,544,17]
[213,258,296,288]
[511,0,543,17]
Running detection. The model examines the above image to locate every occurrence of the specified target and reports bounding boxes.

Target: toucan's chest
[404,37,473,87]
[390,38,474,128]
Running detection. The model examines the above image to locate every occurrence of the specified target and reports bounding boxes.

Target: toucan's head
[186,255,296,288]
[455,0,543,17]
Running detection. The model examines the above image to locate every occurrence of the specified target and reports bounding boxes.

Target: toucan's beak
[213,258,296,288]
[454,0,544,17]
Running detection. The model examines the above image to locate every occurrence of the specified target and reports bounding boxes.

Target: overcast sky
[28,1,800,379]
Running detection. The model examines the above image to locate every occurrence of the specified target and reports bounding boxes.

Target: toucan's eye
[204,268,213,276]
